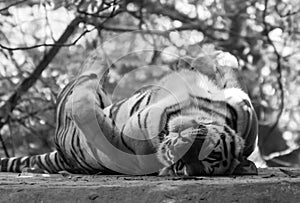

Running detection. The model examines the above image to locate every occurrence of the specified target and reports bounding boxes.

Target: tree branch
[0,16,82,135]
[0,3,123,155]
[0,26,90,51]
[0,132,9,157]
[142,1,194,23]
[0,0,27,13]
[125,1,230,42]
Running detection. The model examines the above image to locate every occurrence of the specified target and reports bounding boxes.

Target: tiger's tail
[0,151,69,173]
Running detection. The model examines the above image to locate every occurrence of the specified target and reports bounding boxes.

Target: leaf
[88,194,99,200]
[279,168,300,178]
[58,170,73,177]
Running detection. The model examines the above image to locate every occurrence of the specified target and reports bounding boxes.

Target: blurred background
[0,0,300,168]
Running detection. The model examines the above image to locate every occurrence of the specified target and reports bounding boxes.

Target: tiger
[0,49,258,176]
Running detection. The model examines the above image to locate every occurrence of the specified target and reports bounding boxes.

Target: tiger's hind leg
[51,52,117,174]
[60,54,141,174]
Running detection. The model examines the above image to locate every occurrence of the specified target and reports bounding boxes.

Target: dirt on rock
[0,168,299,203]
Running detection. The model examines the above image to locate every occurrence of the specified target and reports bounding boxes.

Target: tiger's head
[157,115,255,176]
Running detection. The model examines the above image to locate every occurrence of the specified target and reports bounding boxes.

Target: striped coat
[0,54,258,176]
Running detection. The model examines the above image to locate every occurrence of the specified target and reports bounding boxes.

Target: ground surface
[0,168,299,202]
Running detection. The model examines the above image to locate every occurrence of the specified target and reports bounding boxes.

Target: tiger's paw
[232,159,258,175]
[159,166,176,176]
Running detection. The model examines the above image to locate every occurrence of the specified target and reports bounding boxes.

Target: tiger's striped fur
[0,51,258,176]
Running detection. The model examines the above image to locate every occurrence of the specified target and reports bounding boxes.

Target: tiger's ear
[232,157,258,175]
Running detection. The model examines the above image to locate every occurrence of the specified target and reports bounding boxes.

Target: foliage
[0,0,300,166]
